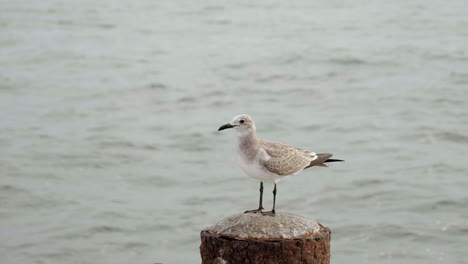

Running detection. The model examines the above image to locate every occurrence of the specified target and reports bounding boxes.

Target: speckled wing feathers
[260,140,316,176]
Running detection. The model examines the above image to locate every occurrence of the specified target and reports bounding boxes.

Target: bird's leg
[244,181,264,213]
[259,181,264,210]
[262,183,277,216]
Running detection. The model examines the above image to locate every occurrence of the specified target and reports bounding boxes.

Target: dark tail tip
[324,159,344,163]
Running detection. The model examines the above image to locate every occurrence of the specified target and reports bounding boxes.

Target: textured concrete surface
[205,212,322,239]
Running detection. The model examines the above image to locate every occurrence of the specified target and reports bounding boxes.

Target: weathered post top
[200,212,330,264]
[205,212,322,239]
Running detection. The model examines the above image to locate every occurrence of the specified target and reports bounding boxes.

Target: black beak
[218,123,234,131]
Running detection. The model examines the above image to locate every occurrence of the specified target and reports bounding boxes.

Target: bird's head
[218,114,256,135]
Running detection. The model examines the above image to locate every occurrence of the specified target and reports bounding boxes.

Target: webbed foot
[261,210,276,216]
[244,208,263,214]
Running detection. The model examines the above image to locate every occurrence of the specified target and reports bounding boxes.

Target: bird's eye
[240,120,245,124]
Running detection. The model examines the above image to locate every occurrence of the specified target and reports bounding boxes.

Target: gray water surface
[1,0,468,263]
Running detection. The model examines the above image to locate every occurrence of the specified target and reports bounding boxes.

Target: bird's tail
[304,153,344,169]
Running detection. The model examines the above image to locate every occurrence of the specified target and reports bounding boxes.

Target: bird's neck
[237,130,259,159]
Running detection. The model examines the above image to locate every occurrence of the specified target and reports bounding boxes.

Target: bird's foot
[244,208,263,214]
[261,210,276,216]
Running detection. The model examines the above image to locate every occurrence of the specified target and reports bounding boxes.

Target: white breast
[237,148,281,182]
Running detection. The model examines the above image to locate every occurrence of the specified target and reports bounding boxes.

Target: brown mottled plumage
[260,139,317,176]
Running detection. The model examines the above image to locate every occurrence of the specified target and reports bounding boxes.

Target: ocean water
[1,0,468,263]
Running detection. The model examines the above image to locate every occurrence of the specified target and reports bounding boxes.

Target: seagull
[218,114,343,215]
